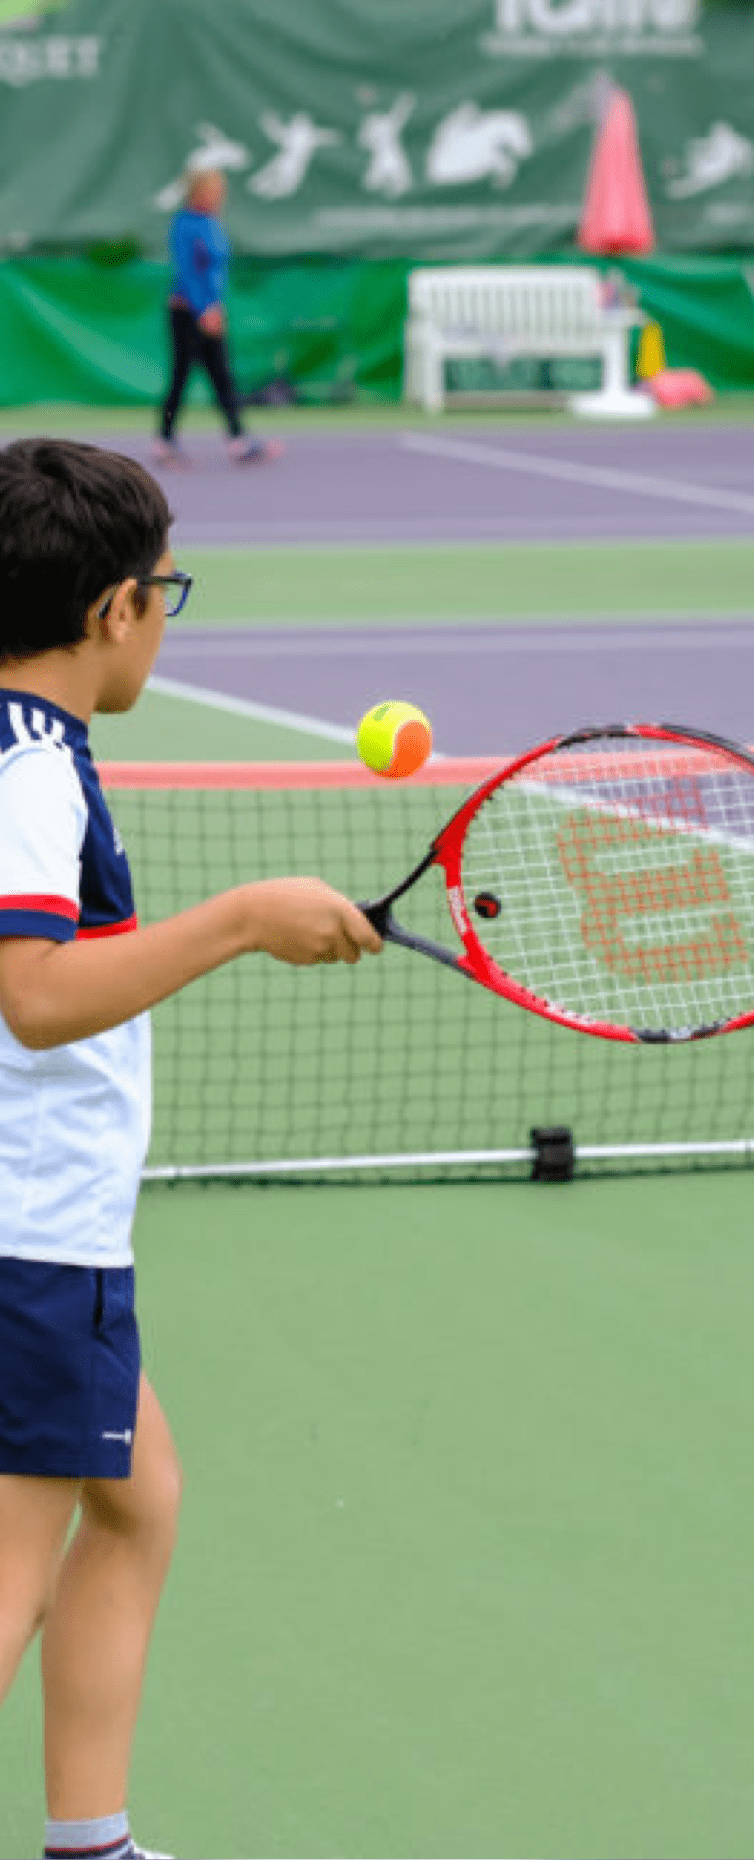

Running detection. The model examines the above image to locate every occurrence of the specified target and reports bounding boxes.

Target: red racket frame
[362,722,754,1046]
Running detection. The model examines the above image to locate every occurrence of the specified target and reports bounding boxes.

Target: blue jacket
[169,210,230,319]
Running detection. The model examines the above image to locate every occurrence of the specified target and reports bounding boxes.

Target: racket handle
[358,899,466,973]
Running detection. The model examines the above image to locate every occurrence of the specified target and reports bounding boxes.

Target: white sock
[44,1812,130,1859]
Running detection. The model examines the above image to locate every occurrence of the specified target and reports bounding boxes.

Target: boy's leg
[42,1373,182,1820]
[0,1474,80,1706]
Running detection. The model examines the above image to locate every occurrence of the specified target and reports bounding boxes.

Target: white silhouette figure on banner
[666,122,753,198]
[427,103,532,188]
[249,113,341,199]
[153,123,250,211]
[358,93,415,196]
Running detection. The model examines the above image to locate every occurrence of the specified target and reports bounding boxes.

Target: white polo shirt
[0,692,151,1266]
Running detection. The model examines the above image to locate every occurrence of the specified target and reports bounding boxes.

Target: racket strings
[461,743,754,1033]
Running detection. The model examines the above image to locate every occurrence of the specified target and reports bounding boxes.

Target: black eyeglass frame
[96,570,193,621]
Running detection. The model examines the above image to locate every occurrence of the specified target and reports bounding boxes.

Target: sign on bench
[403,265,650,418]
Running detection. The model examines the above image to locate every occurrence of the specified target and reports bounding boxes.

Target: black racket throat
[360,845,437,931]
[359,848,465,974]
[364,905,466,973]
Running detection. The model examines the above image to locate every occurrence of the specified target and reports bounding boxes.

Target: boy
[0,439,381,1860]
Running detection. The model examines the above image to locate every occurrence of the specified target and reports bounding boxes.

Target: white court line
[148,671,448,760]
[400,431,754,520]
[147,673,355,745]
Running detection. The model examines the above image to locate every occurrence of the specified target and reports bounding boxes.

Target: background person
[154,165,281,467]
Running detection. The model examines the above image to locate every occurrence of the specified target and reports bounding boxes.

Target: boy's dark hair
[0,438,172,663]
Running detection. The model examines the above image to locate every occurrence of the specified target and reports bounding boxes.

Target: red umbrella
[578,87,655,255]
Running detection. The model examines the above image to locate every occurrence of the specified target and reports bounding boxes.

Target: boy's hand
[247,878,383,966]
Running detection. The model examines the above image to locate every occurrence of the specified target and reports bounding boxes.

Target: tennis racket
[360,722,754,1045]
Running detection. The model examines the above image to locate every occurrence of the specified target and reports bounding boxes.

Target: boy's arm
[0,877,382,1051]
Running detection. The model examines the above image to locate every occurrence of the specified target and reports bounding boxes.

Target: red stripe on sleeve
[76,915,138,940]
[0,893,78,921]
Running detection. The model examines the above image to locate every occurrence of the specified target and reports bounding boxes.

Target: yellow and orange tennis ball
[356,700,433,778]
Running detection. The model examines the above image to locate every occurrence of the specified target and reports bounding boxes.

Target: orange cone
[578,88,655,256]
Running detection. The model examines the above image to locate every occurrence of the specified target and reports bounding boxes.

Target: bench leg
[403,330,444,412]
[403,327,418,405]
[601,324,631,398]
[422,339,444,414]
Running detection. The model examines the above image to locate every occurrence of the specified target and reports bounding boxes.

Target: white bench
[403,265,651,419]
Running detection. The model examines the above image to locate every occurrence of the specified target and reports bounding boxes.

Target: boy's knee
[84,1432,182,1567]
[140,1381,183,1545]
[140,1445,182,1582]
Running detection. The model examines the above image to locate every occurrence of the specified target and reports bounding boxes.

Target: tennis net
[102,759,754,1183]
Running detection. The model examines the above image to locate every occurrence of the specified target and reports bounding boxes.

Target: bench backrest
[408,266,603,338]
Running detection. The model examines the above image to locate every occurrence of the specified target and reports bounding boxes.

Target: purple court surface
[112,420,754,753]
[155,619,754,758]
[132,422,754,546]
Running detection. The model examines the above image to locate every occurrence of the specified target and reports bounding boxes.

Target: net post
[530,1126,575,1183]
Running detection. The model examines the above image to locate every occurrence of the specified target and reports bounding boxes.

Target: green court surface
[90,684,352,765]
[173,536,754,631]
[2,400,753,437]
[5,1173,754,1860]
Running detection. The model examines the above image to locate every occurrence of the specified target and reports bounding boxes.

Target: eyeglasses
[141,571,193,617]
[97,570,194,621]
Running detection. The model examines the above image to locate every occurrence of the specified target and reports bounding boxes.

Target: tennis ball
[356,701,433,779]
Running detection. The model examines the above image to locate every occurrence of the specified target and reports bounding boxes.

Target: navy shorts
[0,1260,141,1479]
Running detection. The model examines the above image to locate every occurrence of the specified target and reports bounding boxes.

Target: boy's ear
[91,578,139,640]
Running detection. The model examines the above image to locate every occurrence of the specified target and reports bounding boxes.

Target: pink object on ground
[578,88,655,256]
[650,369,714,409]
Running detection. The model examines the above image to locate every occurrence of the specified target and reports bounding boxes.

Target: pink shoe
[228,437,284,465]
[149,438,192,469]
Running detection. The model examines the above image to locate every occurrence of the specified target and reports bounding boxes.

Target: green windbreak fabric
[0,0,753,259]
[0,253,751,406]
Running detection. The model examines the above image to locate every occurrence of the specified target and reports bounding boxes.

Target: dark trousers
[161,303,243,439]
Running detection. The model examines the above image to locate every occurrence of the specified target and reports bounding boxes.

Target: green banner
[0,0,754,259]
